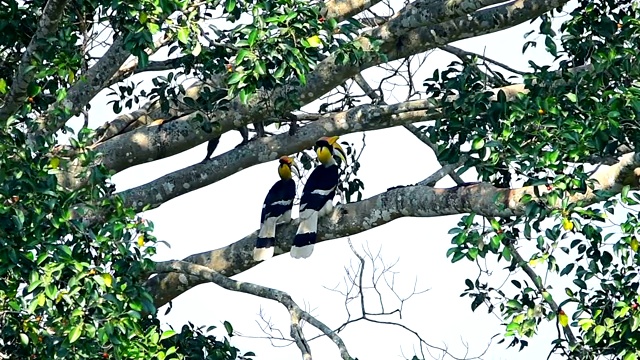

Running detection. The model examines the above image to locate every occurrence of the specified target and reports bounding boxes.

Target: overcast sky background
[63,1,609,359]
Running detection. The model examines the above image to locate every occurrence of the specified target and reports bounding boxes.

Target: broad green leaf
[69,323,83,343]
[472,138,485,150]
[160,330,177,340]
[177,27,190,44]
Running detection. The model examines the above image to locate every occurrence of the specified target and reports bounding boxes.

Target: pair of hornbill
[252,136,346,261]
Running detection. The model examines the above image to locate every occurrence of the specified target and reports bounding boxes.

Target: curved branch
[155,260,353,360]
[0,0,70,121]
[508,244,578,346]
[146,151,640,308]
[96,0,567,173]
[117,101,438,210]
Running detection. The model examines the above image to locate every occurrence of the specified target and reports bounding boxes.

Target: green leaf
[236,49,250,64]
[248,29,259,46]
[20,333,29,345]
[622,185,630,199]
[565,93,578,103]
[472,138,485,150]
[0,78,6,94]
[506,299,523,310]
[225,0,236,12]
[255,60,266,76]
[224,320,233,336]
[305,35,322,48]
[69,323,83,343]
[594,324,606,343]
[45,284,57,300]
[228,72,243,85]
[27,83,41,97]
[160,329,177,340]
[273,63,286,79]
[559,263,574,276]
[177,27,190,44]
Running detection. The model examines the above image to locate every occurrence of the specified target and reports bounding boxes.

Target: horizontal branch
[146,151,640,307]
[377,0,506,39]
[154,260,353,360]
[95,0,567,174]
[117,100,438,210]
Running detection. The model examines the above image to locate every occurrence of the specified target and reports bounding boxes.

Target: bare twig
[440,45,527,76]
[154,260,354,360]
[352,73,465,185]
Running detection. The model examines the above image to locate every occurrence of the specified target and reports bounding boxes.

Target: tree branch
[352,72,465,185]
[322,0,382,21]
[440,44,527,75]
[0,0,70,121]
[94,0,569,174]
[377,0,507,39]
[508,244,578,346]
[116,101,439,210]
[154,260,353,360]
[145,151,640,308]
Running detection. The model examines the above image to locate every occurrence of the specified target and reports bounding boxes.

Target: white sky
[65,1,608,359]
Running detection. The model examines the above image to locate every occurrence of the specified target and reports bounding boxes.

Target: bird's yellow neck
[278,164,292,180]
[316,146,335,166]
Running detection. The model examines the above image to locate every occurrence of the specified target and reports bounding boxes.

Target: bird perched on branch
[291,136,346,259]
[253,156,300,261]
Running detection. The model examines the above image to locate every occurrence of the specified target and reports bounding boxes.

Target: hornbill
[291,136,346,259]
[253,156,300,261]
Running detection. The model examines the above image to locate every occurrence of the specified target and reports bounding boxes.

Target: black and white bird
[291,136,346,259]
[253,156,300,261]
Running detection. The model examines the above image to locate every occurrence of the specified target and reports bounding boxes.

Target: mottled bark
[95,0,568,174]
[114,72,561,212]
[117,101,436,210]
[0,0,70,121]
[146,151,640,307]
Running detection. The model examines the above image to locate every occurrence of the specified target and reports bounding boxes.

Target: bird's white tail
[291,210,318,259]
[254,217,278,261]
[290,244,314,259]
[253,246,275,261]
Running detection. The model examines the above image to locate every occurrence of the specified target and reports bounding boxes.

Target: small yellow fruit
[562,217,574,231]
[631,237,639,252]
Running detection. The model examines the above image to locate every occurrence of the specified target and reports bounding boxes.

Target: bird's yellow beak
[290,159,301,178]
[332,142,347,166]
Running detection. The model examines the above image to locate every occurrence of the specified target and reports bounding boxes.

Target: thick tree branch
[95,0,568,174]
[146,151,640,307]
[116,101,438,210]
[0,0,70,121]
[104,34,175,88]
[322,0,382,21]
[154,260,353,360]
[376,0,507,39]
